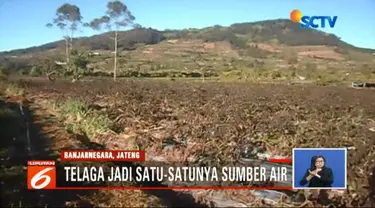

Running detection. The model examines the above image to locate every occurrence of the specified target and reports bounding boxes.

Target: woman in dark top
[299,155,334,187]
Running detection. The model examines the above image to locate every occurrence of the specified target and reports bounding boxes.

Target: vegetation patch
[52,99,114,139]
[5,84,24,97]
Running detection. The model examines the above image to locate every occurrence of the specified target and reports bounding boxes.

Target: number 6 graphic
[30,167,54,189]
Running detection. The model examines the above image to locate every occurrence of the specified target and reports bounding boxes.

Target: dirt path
[0,95,99,207]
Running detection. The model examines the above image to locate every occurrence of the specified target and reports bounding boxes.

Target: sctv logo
[290,9,337,29]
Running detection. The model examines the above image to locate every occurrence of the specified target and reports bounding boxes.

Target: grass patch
[53,99,114,138]
[5,84,24,97]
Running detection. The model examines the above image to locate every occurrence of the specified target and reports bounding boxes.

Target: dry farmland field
[1,77,375,207]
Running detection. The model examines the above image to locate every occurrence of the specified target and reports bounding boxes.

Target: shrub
[29,66,42,76]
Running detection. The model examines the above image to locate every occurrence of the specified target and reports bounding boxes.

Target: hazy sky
[0,0,374,52]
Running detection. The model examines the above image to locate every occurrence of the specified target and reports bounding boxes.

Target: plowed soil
[2,78,375,207]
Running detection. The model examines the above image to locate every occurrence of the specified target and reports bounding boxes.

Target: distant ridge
[1,19,374,56]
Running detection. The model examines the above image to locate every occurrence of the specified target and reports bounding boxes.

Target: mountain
[1,19,374,80]
[1,19,374,56]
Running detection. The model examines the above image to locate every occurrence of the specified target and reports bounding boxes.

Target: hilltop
[1,19,374,82]
[1,19,374,56]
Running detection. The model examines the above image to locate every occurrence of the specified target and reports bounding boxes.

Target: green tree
[70,50,90,82]
[85,1,136,81]
[29,66,42,76]
[46,4,83,73]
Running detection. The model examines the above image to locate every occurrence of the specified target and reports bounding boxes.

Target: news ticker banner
[27,150,294,190]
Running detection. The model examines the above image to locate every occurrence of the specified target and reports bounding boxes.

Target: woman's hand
[309,169,321,178]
